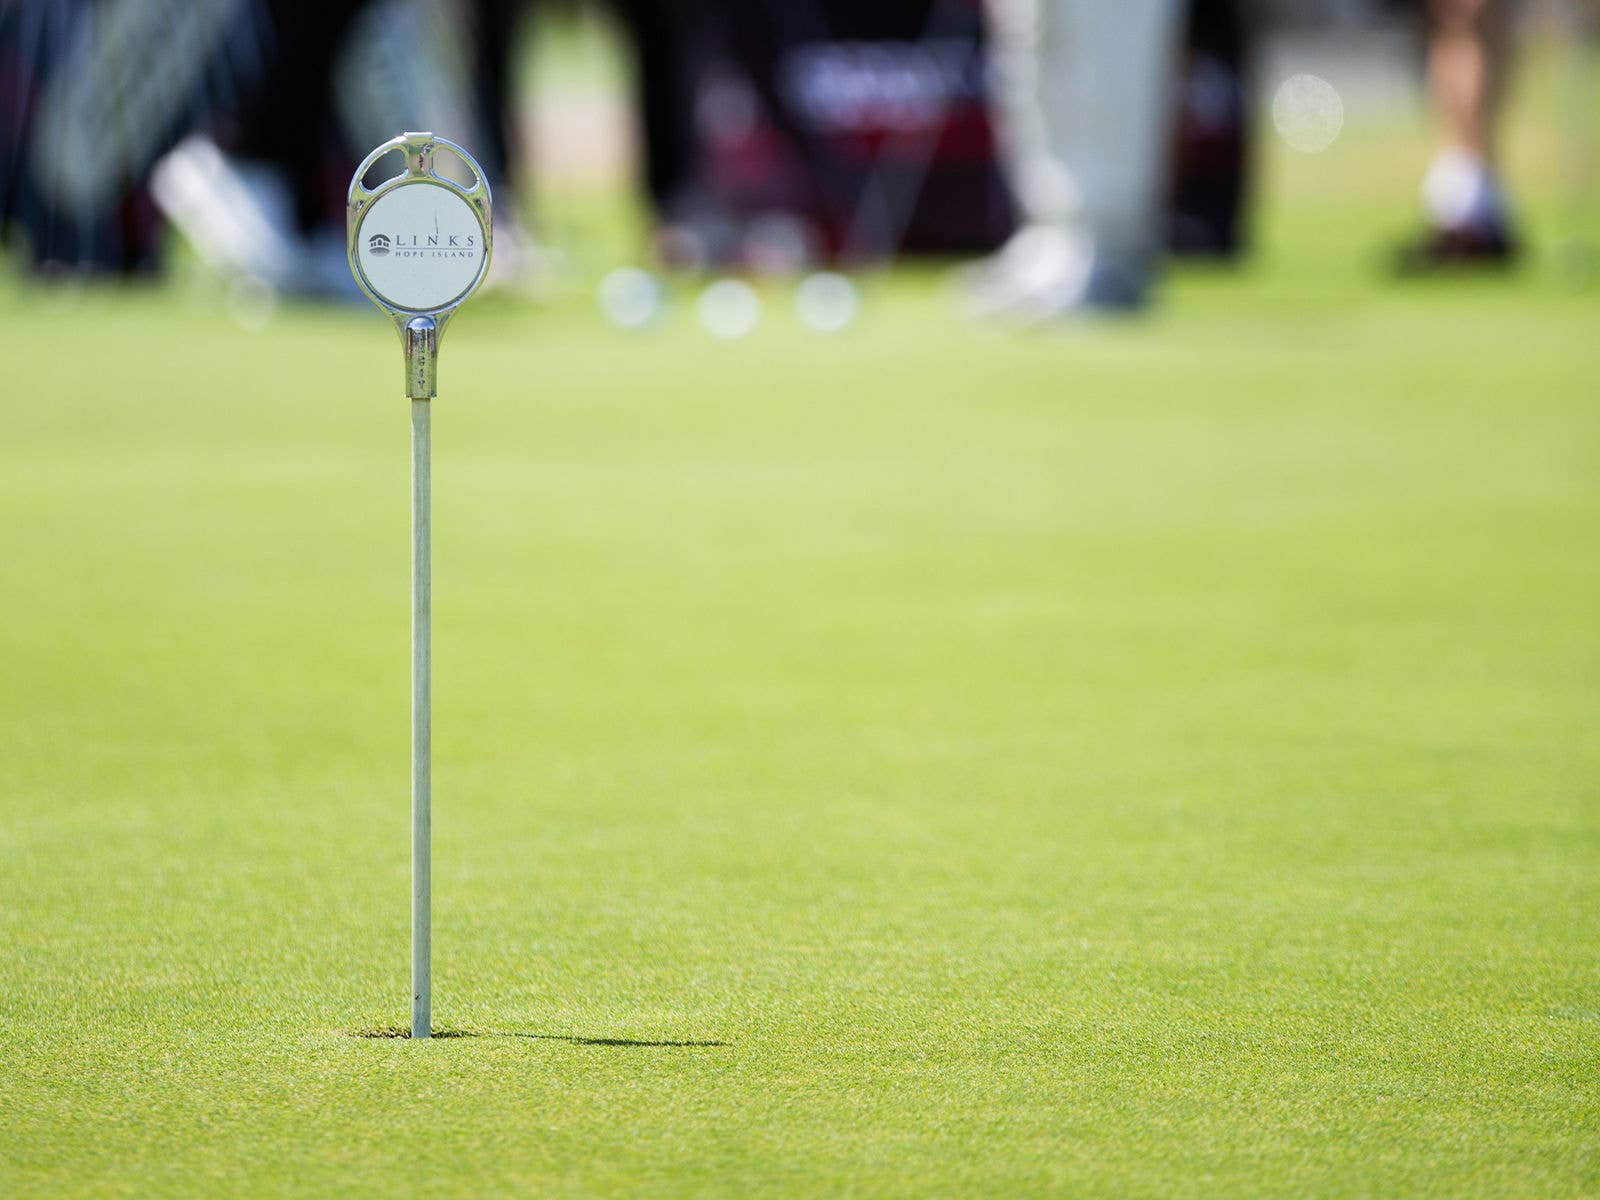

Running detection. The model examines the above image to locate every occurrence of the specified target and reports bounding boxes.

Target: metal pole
[411,397,432,1039]
[350,133,490,1040]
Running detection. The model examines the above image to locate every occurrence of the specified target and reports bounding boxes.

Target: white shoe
[963,222,1153,320]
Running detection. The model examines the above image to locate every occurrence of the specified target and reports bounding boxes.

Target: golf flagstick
[347,133,492,1039]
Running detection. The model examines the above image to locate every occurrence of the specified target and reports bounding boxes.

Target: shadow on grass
[510,1033,728,1048]
[349,1027,727,1048]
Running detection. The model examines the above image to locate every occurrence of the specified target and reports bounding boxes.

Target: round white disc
[353,182,488,312]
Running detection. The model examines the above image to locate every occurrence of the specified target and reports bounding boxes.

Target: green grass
[3,55,1599,1198]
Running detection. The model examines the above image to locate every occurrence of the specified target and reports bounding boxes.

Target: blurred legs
[974,0,1184,316]
[1402,0,1519,268]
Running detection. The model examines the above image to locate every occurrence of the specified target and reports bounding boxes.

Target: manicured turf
[2,76,1597,1200]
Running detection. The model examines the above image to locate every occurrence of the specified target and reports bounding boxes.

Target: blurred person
[608,0,714,265]
[1397,0,1519,270]
[462,0,546,287]
[610,0,1015,271]
[0,0,373,282]
[612,0,701,220]
[0,0,274,275]
[148,0,379,298]
[1169,0,1251,259]
[2,0,537,291]
[969,0,1186,317]
[335,0,543,289]
[465,0,533,195]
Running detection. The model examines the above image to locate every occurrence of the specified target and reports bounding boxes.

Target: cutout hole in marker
[430,142,480,190]
[360,146,407,192]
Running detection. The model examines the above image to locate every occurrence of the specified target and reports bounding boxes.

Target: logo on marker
[368,233,392,256]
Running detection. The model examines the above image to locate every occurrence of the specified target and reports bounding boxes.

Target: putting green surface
[3,99,1599,1199]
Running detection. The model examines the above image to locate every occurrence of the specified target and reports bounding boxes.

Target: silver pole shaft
[411,398,432,1039]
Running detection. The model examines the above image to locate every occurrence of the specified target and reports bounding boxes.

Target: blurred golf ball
[597,266,665,329]
[697,278,761,339]
[794,271,859,333]
[1271,73,1344,155]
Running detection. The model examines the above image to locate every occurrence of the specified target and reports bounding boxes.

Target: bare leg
[1428,0,1510,165]
[1421,0,1514,235]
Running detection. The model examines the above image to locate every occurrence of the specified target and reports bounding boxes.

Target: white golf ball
[794,271,859,333]
[697,278,761,339]
[597,266,665,329]
[1271,73,1344,155]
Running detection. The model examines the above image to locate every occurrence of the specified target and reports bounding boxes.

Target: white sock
[1422,148,1506,232]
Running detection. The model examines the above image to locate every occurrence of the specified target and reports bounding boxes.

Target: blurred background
[1,0,1596,312]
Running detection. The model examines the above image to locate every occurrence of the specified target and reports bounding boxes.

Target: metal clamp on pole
[347,133,492,1039]
[404,315,439,400]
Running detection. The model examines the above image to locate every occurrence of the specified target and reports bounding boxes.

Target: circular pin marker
[347,132,493,398]
[353,182,488,312]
